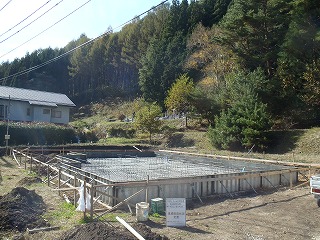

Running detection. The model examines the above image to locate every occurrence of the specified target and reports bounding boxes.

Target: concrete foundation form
[76,152,298,205]
[8,148,314,220]
[81,152,289,182]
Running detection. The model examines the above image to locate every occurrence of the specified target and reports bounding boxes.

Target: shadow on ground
[167,133,195,148]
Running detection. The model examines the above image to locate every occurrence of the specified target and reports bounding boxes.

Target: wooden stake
[83,179,86,219]
[74,174,77,206]
[145,175,149,203]
[27,226,59,234]
[47,165,50,186]
[90,182,95,220]
[58,168,61,196]
[30,154,33,172]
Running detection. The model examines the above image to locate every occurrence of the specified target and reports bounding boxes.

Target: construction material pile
[56,221,168,240]
[0,187,49,232]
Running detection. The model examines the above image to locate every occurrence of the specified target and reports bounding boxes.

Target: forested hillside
[0,0,319,150]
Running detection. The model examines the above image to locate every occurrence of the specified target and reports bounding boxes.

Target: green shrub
[0,121,77,146]
[80,130,99,143]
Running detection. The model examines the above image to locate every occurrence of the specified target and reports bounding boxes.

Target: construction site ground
[1,155,320,240]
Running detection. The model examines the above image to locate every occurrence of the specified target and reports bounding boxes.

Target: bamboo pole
[116,217,145,240]
[292,180,310,189]
[12,151,21,167]
[94,188,145,220]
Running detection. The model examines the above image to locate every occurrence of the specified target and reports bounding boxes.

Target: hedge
[0,121,77,146]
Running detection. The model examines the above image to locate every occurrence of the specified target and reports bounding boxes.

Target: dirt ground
[145,187,320,240]
[56,221,168,240]
[1,155,320,240]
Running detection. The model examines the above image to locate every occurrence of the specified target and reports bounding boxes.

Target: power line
[0,0,169,84]
[0,0,65,44]
[0,0,53,39]
[0,0,12,12]
[0,0,92,59]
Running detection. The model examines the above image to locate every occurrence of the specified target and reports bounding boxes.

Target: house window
[0,105,7,119]
[27,108,31,116]
[51,110,62,118]
[43,109,50,114]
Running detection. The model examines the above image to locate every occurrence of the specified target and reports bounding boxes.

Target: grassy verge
[0,156,88,239]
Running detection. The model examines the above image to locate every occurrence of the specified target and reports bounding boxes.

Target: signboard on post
[166,198,186,227]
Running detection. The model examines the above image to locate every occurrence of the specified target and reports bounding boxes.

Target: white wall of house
[33,106,51,123]
[13,101,33,122]
[0,99,71,124]
[0,100,31,122]
[50,106,70,124]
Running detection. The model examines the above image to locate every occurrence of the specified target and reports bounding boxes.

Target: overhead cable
[0,0,169,83]
[0,0,92,58]
[0,0,53,38]
[0,0,65,44]
[0,0,12,12]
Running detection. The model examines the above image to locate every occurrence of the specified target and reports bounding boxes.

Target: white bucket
[136,202,149,222]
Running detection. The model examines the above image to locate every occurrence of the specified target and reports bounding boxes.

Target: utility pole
[5,95,10,156]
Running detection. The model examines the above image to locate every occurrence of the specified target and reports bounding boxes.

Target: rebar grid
[81,154,290,182]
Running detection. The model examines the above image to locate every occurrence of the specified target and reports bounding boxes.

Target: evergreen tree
[139,37,166,103]
[208,70,271,150]
[218,0,291,78]
[277,0,320,126]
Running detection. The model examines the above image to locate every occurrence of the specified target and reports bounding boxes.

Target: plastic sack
[85,189,91,211]
[76,184,85,212]
[76,183,92,211]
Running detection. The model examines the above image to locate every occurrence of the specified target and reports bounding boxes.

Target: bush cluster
[0,121,77,146]
[108,127,136,138]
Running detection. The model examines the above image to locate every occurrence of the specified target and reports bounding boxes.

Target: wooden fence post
[58,168,61,196]
[309,166,311,179]
[74,174,77,206]
[90,181,95,220]
[30,154,33,172]
[145,175,149,203]
[37,160,40,176]
[47,165,50,186]
[25,152,27,169]
[83,179,87,219]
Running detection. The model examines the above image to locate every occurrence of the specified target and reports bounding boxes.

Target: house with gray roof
[0,86,75,124]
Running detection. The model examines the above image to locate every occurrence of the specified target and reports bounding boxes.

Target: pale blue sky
[0,0,168,62]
